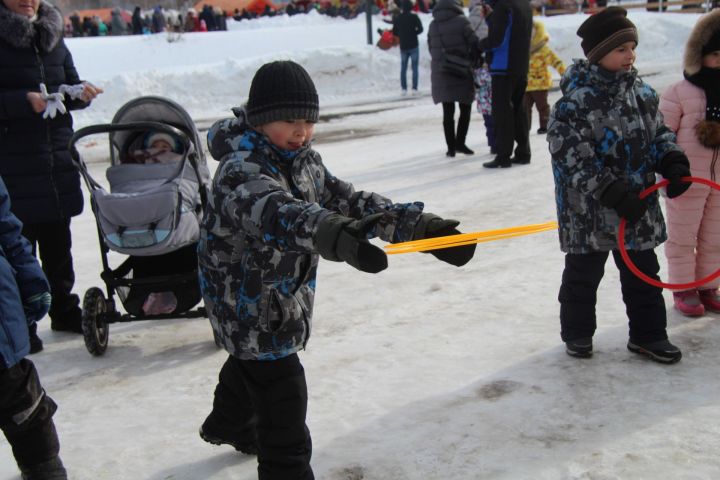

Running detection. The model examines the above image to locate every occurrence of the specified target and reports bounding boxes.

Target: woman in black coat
[428,0,481,157]
[0,0,103,350]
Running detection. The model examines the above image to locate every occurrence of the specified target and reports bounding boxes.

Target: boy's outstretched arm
[316,213,388,273]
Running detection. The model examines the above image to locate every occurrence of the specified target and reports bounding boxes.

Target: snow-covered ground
[2,9,719,480]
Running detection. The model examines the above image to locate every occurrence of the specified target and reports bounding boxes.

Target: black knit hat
[577,7,638,64]
[702,29,720,55]
[246,61,319,127]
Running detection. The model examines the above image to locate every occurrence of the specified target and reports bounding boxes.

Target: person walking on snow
[479,0,533,168]
[0,175,67,480]
[524,19,565,135]
[197,60,476,479]
[659,9,720,317]
[0,0,103,352]
[428,0,482,158]
[548,7,691,364]
[393,0,424,95]
[469,0,495,154]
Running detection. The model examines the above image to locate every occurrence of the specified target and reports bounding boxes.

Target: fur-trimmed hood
[0,1,63,53]
[684,9,720,76]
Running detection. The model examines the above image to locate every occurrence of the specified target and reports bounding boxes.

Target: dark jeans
[0,359,60,469]
[21,218,80,321]
[442,102,471,151]
[209,354,313,480]
[491,73,530,159]
[558,250,668,344]
[400,47,419,91]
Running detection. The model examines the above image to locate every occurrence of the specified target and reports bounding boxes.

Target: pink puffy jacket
[660,81,716,178]
[660,80,720,289]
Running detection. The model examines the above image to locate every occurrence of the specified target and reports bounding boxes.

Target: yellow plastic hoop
[384,221,558,255]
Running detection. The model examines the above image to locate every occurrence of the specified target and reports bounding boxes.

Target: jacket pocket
[259,283,306,335]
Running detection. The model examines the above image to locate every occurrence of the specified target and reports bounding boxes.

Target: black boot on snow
[199,418,258,455]
[565,337,593,358]
[627,339,682,364]
[20,456,67,480]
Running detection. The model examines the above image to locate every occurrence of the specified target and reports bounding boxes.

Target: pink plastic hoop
[618,176,720,289]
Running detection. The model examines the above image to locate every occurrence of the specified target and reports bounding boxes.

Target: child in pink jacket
[660,9,720,316]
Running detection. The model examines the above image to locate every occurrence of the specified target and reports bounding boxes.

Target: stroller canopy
[109,96,208,173]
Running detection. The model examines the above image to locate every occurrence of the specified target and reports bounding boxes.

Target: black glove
[600,181,647,223]
[24,291,52,324]
[413,213,476,267]
[660,151,691,199]
[316,213,388,274]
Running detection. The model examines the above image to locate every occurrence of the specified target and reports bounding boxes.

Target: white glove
[39,83,67,119]
[59,83,86,100]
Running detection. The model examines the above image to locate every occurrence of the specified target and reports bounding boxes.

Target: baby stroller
[69,96,211,356]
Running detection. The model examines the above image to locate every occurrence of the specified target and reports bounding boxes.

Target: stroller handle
[69,121,191,164]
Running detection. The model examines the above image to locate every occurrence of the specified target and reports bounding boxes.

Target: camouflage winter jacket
[547,60,682,254]
[199,110,424,360]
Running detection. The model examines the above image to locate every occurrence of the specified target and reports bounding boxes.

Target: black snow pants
[0,359,61,470]
[491,73,531,161]
[210,353,313,480]
[558,249,668,344]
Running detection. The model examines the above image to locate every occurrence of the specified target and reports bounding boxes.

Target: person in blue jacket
[0,176,66,479]
[479,0,533,168]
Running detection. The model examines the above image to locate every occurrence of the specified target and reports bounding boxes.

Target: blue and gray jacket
[199,110,424,360]
[547,60,682,254]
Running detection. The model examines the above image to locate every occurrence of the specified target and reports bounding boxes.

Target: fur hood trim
[684,9,720,76]
[0,1,63,52]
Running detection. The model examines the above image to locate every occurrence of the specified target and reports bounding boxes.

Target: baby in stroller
[126,131,185,166]
[118,130,191,315]
[108,126,205,316]
[69,96,211,355]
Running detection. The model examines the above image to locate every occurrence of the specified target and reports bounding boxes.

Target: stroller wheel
[82,287,109,356]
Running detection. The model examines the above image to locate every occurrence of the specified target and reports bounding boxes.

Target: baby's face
[151,139,173,152]
[702,50,720,70]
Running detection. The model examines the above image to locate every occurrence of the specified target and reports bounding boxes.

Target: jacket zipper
[711,147,718,184]
[33,44,62,217]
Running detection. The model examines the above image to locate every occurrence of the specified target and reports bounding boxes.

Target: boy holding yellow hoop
[197,61,475,479]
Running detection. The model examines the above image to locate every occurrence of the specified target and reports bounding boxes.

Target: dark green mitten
[413,213,476,267]
[317,213,388,273]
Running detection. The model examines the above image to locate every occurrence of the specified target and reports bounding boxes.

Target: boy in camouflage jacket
[547,8,691,364]
[197,61,475,479]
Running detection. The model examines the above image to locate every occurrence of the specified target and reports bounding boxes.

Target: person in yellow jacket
[524,19,565,134]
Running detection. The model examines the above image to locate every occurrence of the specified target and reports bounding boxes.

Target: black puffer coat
[0,1,88,224]
[428,0,479,104]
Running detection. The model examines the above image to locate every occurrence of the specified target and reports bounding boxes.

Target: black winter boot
[443,120,455,157]
[199,414,258,455]
[483,156,512,168]
[565,337,593,358]
[49,302,82,334]
[28,322,43,354]
[20,456,67,480]
[455,106,473,155]
[627,339,682,364]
